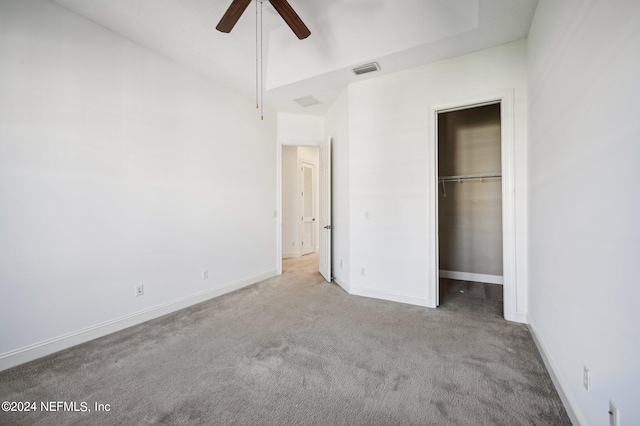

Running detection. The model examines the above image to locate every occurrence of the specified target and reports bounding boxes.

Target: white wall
[346,41,528,312]
[0,0,277,369]
[527,1,640,424]
[277,113,324,146]
[325,88,350,290]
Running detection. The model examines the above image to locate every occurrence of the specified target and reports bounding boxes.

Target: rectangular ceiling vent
[352,62,380,76]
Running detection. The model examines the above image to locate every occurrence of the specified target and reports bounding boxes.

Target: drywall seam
[528,320,585,426]
[0,270,277,372]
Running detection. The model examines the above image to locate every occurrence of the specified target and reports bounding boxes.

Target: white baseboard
[0,269,277,372]
[528,320,584,426]
[516,311,528,324]
[439,270,503,285]
[282,252,301,259]
[334,276,349,293]
[350,286,430,308]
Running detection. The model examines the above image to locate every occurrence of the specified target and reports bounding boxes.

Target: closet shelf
[438,173,501,182]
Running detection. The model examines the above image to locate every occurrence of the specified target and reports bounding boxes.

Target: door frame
[428,90,517,321]
[318,138,332,282]
[299,160,316,255]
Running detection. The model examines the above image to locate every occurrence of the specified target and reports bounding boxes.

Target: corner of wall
[528,320,585,426]
[0,270,277,372]
[334,277,350,293]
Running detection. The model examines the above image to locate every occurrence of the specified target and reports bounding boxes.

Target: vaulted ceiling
[52,0,538,115]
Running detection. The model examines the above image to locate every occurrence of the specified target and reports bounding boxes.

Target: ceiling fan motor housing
[217,0,310,39]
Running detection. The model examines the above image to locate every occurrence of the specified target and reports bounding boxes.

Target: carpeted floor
[0,255,570,425]
[439,278,504,318]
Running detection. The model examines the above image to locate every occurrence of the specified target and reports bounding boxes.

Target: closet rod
[438,173,502,182]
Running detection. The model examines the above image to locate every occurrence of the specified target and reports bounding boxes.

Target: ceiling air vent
[294,96,320,107]
[352,62,380,76]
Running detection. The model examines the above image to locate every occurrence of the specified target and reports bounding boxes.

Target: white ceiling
[52,0,538,115]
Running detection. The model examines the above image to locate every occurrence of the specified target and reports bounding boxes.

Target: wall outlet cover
[609,400,619,426]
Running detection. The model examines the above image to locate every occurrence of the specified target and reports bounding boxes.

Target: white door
[319,138,332,282]
[300,162,315,255]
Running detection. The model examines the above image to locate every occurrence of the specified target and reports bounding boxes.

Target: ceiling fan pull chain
[216,0,311,120]
[255,0,259,110]
[260,0,264,121]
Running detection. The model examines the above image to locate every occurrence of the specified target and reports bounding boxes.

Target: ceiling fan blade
[269,0,311,40]
[216,0,252,33]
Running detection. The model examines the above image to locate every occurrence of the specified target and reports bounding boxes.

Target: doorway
[429,91,517,321]
[437,103,503,315]
[281,146,319,261]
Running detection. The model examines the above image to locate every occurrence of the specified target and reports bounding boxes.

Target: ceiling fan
[216,0,311,39]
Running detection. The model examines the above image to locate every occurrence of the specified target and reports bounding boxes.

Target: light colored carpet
[0,254,570,425]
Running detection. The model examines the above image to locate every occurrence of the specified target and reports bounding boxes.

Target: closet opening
[437,103,504,316]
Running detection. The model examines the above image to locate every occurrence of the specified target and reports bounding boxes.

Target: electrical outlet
[202,270,208,280]
[609,400,619,426]
[361,267,366,276]
[583,365,590,392]
[365,211,371,220]
[135,284,144,297]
